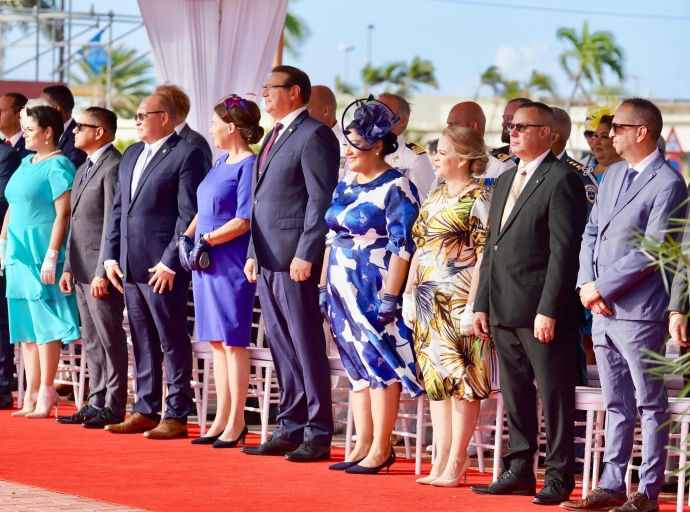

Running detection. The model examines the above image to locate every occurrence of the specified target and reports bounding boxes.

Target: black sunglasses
[134,111,165,122]
[506,123,547,133]
[610,123,646,134]
[583,130,595,138]
[75,122,105,132]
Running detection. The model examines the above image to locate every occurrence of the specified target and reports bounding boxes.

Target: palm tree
[395,56,439,96]
[283,8,311,58]
[71,46,154,119]
[558,22,624,109]
[476,65,503,98]
[519,70,556,99]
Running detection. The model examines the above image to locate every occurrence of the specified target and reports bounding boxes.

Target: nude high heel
[11,393,37,417]
[416,463,447,485]
[26,387,59,419]
[431,456,472,487]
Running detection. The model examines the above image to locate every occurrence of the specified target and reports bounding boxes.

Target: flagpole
[106,10,113,109]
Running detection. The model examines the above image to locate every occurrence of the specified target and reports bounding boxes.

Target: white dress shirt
[556,149,566,161]
[274,106,307,142]
[510,148,552,195]
[8,130,24,147]
[628,148,660,183]
[86,142,113,166]
[174,121,187,135]
[104,133,176,274]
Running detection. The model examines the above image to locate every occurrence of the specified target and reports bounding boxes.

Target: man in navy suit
[41,85,87,168]
[241,66,339,462]
[155,83,213,171]
[102,93,206,440]
[0,93,32,158]
[0,143,21,409]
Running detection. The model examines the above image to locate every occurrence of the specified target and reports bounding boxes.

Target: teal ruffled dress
[5,154,80,344]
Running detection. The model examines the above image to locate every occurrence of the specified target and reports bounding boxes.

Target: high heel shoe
[26,391,59,419]
[416,466,446,485]
[344,449,396,475]
[431,456,472,487]
[191,434,221,445]
[11,400,37,417]
[212,425,248,448]
[328,458,365,471]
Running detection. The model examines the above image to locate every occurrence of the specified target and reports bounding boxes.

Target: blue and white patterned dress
[325,168,423,396]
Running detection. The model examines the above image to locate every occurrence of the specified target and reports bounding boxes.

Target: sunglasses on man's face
[506,123,547,134]
[610,123,645,135]
[75,122,105,132]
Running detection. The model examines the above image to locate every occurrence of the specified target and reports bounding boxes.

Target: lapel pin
[163,149,167,154]
[536,180,539,183]
[289,128,293,132]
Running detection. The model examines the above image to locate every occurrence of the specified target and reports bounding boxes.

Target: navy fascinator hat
[342,94,400,151]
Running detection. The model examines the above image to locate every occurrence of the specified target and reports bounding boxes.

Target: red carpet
[0,402,685,511]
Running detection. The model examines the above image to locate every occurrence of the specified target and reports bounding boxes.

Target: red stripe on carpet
[0,403,685,511]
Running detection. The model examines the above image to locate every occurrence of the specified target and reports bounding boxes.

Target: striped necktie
[80,158,93,184]
[615,167,638,206]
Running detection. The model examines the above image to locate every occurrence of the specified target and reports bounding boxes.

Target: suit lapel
[602,157,662,230]
[129,135,176,209]
[489,167,516,239]
[121,143,144,209]
[255,111,307,190]
[73,146,114,210]
[179,123,190,140]
[496,156,553,241]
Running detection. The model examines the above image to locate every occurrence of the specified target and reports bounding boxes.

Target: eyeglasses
[506,123,547,133]
[134,111,165,122]
[610,123,645,134]
[75,122,105,132]
[583,131,595,138]
[262,84,292,91]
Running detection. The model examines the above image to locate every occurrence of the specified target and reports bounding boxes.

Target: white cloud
[494,40,559,81]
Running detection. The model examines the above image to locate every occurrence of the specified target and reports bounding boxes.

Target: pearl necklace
[441,177,476,199]
[32,150,61,163]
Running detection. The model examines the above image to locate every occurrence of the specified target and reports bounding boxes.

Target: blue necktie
[80,158,93,184]
[615,167,638,206]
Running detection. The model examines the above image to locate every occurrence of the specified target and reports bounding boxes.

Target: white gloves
[402,292,416,328]
[460,302,475,336]
[41,249,59,285]
[0,239,6,276]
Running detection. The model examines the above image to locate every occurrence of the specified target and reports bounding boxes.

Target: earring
[45,140,48,145]
[376,152,380,156]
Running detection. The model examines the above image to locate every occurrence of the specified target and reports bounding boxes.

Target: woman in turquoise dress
[0,105,79,418]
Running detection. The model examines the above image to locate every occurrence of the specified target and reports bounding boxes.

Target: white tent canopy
[138,0,289,159]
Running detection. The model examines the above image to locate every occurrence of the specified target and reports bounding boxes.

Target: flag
[79,28,108,75]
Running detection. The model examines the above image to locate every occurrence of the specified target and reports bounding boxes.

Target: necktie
[615,167,638,206]
[500,166,528,230]
[131,146,152,198]
[80,158,93,184]
[5,139,11,147]
[258,122,284,177]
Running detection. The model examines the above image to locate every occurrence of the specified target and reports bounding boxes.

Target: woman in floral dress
[403,125,493,486]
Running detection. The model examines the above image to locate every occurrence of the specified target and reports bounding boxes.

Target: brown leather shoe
[143,418,188,440]
[560,487,628,510]
[104,412,158,434]
[609,493,659,512]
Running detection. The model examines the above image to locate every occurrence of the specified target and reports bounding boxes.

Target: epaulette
[406,142,426,155]
[494,152,511,162]
[490,145,510,157]
[566,158,586,172]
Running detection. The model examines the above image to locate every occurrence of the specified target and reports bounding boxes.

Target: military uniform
[385,134,436,200]
[490,144,519,165]
[578,151,597,170]
[561,151,598,213]
[476,153,515,190]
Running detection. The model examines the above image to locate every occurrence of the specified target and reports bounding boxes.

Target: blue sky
[3,0,689,100]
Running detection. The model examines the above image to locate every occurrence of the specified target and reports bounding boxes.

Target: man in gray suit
[565,98,688,512]
[57,107,128,429]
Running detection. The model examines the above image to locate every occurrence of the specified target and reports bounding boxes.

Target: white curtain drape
[137,0,289,160]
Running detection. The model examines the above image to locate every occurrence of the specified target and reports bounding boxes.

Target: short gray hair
[378,92,411,118]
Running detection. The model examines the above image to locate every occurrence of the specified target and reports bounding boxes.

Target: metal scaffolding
[0,1,144,108]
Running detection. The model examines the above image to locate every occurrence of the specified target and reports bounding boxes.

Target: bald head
[136,93,176,143]
[306,85,337,128]
[446,101,486,136]
[551,107,572,156]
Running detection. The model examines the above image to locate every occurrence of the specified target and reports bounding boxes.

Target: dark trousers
[493,324,578,491]
[124,273,194,423]
[0,273,12,395]
[75,281,128,417]
[258,268,333,446]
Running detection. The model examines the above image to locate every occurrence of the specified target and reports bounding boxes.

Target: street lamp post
[338,44,354,85]
[366,24,374,65]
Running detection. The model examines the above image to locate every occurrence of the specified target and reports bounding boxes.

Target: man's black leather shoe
[240,435,298,456]
[284,441,331,462]
[82,407,124,429]
[0,393,13,410]
[57,404,98,424]
[470,470,537,496]
[533,479,572,505]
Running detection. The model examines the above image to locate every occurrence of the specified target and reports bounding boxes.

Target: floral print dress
[325,169,424,396]
[412,185,493,401]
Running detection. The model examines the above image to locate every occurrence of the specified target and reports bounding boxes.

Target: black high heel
[328,458,365,471]
[191,433,221,445]
[344,449,396,475]
[212,425,248,448]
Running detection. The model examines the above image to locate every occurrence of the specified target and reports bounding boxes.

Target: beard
[501,129,510,144]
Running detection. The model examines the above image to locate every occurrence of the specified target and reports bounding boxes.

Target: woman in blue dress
[0,105,79,418]
[319,97,422,474]
[178,95,261,447]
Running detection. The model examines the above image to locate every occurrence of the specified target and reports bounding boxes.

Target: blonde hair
[441,125,489,176]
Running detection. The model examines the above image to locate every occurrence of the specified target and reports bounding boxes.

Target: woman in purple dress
[178,95,262,447]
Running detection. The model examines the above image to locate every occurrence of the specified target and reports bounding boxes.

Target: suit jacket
[103,133,206,283]
[179,123,212,172]
[579,154,688,322]
[248,110,339,271]
[12,137,33,159]
[63,145,122,283]
[475,152,588,327]
[59,119,87,169]
[0,143,21,219]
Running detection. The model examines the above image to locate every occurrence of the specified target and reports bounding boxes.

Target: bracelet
[670,311,684,317]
